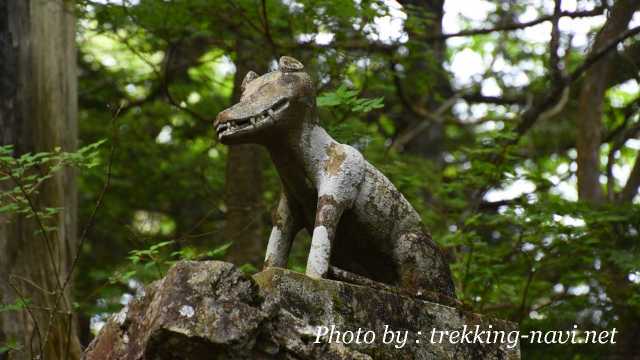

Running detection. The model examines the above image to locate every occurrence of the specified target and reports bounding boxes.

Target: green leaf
[0,338,22,354]
[239,263,258,274]
[0,299,31,313]
[0,203,20,214]
[149,240,175,251]
[206,242,232,259]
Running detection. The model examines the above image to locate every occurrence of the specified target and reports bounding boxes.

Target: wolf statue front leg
[305,195,343,279]
[264,191,302,268]
[306,143,364,278]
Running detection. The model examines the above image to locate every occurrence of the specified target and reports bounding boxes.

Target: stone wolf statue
[215,56,455,298]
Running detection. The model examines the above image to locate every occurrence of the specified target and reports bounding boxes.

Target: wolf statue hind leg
[393,231,456,298]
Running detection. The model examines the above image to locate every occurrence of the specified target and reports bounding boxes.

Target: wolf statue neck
[265,119,332,178]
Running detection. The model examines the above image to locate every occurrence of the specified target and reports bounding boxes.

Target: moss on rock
[84,261,519,360]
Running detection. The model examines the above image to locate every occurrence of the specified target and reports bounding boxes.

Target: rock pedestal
[84,261,520,359]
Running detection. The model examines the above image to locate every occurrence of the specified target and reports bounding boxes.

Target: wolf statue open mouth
[214,56,456,299]
[215,98,289,140]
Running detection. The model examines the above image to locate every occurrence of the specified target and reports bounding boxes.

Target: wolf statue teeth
[215,56,456,298]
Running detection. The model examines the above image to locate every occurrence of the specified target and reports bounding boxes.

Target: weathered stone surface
[84,261,520,360]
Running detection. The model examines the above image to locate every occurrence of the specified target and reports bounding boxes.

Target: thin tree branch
[111,28,213,123]
[389,60,425,118]
[516,263,535,324]
[513,25,640,142]
[0,168,63,292]
[619,150,640,203]
[391,95,459,152]
[226,0,268,39]
[6,277,43,356]
[260,0,278,55]
[606,108,640,201]
[62,107,118,291]
[549,0,563,83]
[461,93,525,106]
[569,26,640,85]
[603,96,640,143]
[295,7,607,57]
[424,7,605,41]
[162,44,212,123]
[296,7,606,52]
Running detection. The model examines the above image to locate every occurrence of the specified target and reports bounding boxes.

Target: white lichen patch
[307,226,330,278]
[265,226,284,263]
[113,306,128,325]
[179,304,195,318]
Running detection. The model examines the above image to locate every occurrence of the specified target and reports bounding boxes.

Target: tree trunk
[0,0,81,359]
[575,0,638,203]
[223,42,270,267]
[612,307,640,360]
[397,0,450,160]
[571,3,640,358]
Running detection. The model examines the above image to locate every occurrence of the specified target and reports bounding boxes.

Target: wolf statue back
[215,56,455,298]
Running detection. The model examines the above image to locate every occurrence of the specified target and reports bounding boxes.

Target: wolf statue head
[214,56,318,145]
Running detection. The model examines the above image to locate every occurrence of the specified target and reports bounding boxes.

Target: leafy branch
[318,85,384,114]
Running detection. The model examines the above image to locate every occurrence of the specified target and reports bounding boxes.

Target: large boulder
[84,261,520,359]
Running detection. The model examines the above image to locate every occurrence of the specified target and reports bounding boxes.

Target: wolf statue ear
[241,70,259,92]
[279,56,304,73]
